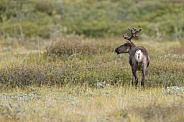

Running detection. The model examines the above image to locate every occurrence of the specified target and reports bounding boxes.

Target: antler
[123,27,142,41]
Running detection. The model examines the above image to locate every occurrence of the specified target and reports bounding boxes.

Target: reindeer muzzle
[115,48,120,54]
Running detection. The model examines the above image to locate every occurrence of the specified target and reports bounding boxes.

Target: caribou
[115,28,150,88]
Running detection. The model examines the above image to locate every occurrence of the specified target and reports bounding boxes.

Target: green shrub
[1,0,184,39]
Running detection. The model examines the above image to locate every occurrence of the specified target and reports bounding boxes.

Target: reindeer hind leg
[141,63,147,88]
[132,67,138,87]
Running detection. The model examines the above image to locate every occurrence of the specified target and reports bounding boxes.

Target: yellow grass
[0,86,183,122]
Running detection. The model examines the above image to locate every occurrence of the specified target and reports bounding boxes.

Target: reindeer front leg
[131,66,138,86]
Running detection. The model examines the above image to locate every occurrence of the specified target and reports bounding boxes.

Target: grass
[0,86,183,122]
[0,36,184,121]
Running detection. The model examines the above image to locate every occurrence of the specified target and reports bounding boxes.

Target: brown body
[115,28,150,88]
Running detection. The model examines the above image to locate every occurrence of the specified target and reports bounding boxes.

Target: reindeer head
[115,28,142,54]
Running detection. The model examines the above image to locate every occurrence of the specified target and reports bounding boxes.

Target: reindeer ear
[126,40,131,44]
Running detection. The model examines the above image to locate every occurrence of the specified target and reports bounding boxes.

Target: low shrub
[45,36,114,58]
[0,60,130,88]
[46,37,98,57]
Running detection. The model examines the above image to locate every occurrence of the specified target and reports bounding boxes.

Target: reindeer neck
[128,42,136,54]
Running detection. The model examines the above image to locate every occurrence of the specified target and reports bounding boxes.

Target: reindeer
[115,28,150,88]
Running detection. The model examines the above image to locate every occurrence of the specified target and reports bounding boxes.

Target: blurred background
[0,0,184,42]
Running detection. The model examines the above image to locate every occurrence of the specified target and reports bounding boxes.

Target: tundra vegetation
[0,0,184,122]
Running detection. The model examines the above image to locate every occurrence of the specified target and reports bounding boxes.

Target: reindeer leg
[132,67,138,87]
[141,64,147,88]
[141,72,145,88]
[132,74,135,86]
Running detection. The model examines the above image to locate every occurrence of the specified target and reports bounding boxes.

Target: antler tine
[123,33,129,40]
[128,27,132,32]
[122,28,132,41]
[135,28,142,38]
